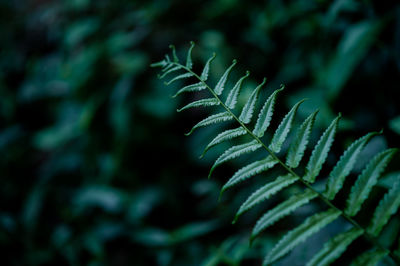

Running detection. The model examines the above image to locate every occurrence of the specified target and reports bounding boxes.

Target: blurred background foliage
[1,0,400,265]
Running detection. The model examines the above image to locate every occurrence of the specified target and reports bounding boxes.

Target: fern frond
[251,189,318,242]
[253,87,283,138]
[234,174,298,222]
[367,177,400,236]
[177,98,219,112]
[225,71,250,109]
[185,112,233,136]
[350,249,388,266]
[200,127,247,158]
[345,148,397,217]
[303,115,341,183]
[172,82,206,98]
[238,78,266,124]
[200,53,216,81]
[214,60,237,95]
[324,131,379,200]
[221,156,278,195]
[286,110,318,168]
[153,44,400,265]
[269,99,305,153]
[264,209,341,265]
[209,140,261,178]
[306,228,363,266]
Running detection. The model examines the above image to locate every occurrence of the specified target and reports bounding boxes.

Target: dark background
[1,0,400,265]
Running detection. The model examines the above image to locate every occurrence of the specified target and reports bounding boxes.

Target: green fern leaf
[269,99,305,153]
[214,60,237,95]
[150,59,168,68]
[239,78,266,124]
[159,65,182,79]
[253,87,283,138]
[350,249,388,266]
[172,82,206,98]
[221,156,278,194]
[153,44,400,265]
[185,112,233,136]
[165,72,194,85]
[168,45,179,62]
[345,148,397,217]
[264,209,341,265]
[186,41,195,69]
[234,174,298,222]
[200,127,247,158]
[324,131,378,200]
[306,228,363,266]
[161,61,174,72]
[177,98,219,112]
[251,189,317,242]
[209,140,261,178]
[286,110,318,168]
[225,71,250,109]
[200,53,216,81]
[367,177,400,236]
[303,115,341,183]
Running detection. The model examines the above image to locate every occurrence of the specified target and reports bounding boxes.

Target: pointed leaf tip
[269,99,305,153]
[169,44,179,62]
[186,42,195,69]
[214,60,237,95]
[225,71,251,109]
[253,87,283,137]
[239,78,266,123]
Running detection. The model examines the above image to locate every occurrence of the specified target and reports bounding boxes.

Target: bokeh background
[1,0,400,265]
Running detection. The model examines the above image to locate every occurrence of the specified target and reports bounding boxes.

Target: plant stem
[171,62,400,264]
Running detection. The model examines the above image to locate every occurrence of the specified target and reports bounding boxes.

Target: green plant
[151,42,400,265]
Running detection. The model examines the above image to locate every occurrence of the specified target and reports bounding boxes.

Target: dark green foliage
[2,1,400,265]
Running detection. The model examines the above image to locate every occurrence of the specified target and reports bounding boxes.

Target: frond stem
[171,62,400,264]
